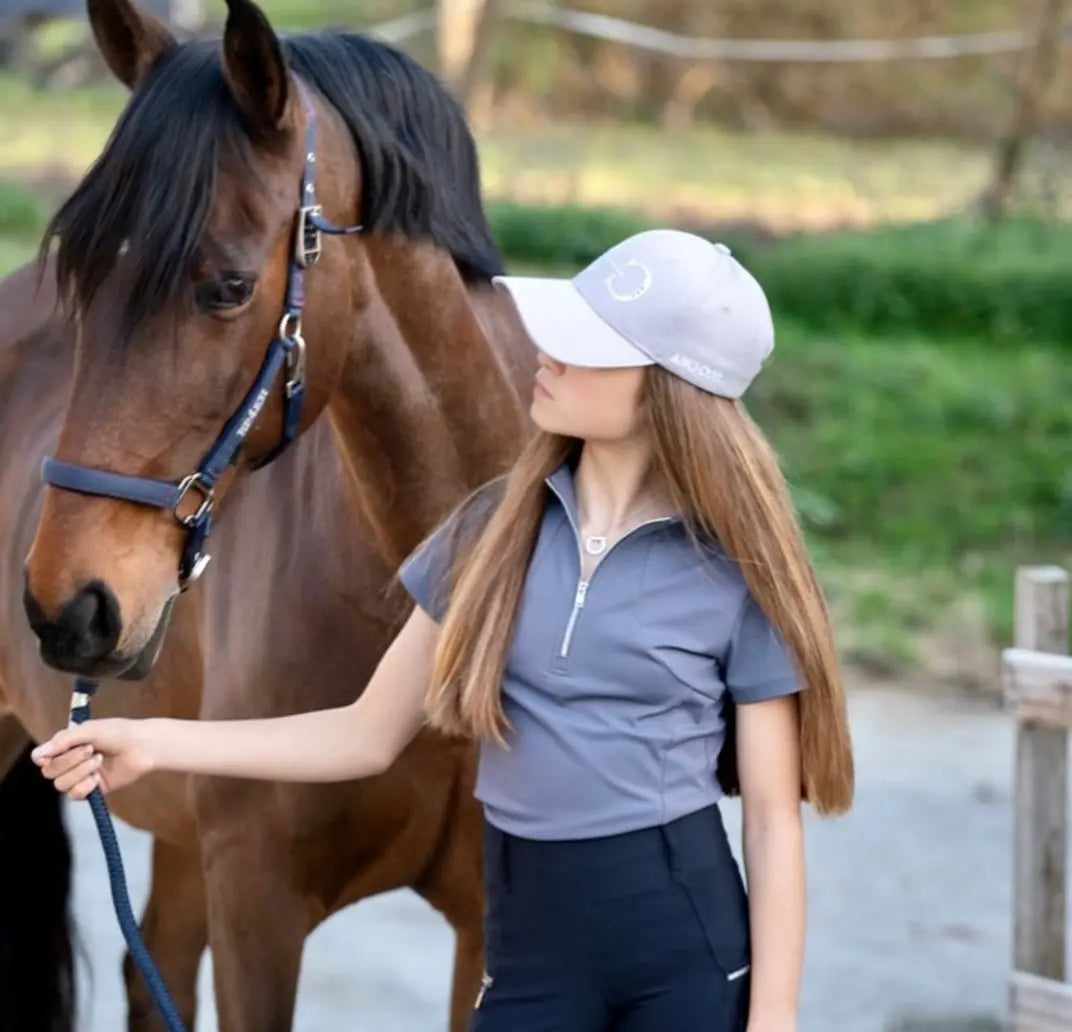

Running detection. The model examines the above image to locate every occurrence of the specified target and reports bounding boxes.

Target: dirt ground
[65,677,1060,1032]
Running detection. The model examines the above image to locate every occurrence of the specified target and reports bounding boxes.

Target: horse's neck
[326,241,533,565]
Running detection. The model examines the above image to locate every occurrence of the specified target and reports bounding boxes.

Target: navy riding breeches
[469,804,752,1032]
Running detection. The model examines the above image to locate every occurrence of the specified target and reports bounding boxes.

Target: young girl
[34,229,854,1032]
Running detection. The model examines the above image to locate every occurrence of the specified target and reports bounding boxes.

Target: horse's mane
[43,31,503,341]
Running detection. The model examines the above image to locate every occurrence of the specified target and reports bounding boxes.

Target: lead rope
[68,678,189,1032]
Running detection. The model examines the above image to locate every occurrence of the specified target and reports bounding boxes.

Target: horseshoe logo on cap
[605,260,652,302]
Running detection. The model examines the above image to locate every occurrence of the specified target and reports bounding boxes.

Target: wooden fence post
[1012,565,1069,982]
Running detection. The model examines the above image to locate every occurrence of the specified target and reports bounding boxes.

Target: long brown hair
[426,367,854,816]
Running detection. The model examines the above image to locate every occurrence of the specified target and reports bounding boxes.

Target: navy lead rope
[69,679,189,1032]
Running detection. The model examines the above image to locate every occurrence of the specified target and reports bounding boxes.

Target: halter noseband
[40,78,362,590]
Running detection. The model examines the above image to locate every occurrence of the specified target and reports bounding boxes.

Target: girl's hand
[31,719,154,800]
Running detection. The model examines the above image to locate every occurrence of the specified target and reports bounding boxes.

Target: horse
[0,1,537,1029]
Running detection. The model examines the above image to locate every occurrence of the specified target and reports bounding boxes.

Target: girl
[34,229,854,1032]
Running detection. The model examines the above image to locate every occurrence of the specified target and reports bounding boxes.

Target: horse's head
[23,0,369,678]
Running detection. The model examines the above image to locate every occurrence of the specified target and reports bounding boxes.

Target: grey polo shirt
[399,461,802,841]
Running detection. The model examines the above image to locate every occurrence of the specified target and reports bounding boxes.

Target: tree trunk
[456,0,503,113]
[981,0,1069,219]
[437,0,499,105]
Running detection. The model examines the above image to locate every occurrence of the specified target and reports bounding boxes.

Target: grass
[746,216,1072,343]
[751,323,1071,681]
[0,182,47,235]
[0,238,33,278]
[0,75,123,179]
[2,68,1067,233]
[494,204,1072,347]
[0,182,46,276]
[476,122,1009,230]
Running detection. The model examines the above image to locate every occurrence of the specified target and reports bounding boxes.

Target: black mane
[44,30,503,336]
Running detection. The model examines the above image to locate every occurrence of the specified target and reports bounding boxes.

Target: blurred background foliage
[0,0,1069,687]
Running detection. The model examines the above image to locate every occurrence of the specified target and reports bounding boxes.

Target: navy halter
[40,78,362,590]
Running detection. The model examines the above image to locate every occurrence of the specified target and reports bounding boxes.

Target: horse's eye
[196,274,256,312]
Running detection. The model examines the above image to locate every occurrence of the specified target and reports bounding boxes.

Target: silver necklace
[582,503,656,557]
[583,535,607,556]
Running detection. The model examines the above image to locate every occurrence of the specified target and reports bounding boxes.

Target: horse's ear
[87,0,176,90]
[222,0,291,134]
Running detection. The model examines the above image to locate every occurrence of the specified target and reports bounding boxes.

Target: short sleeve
[723,593,802,704]
[397,518,456,622]
[397,481,501,622]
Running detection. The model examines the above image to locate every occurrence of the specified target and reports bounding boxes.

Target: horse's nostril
[67,583,121,657]
[23,579,123,664]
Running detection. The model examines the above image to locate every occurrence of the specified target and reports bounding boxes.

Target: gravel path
[67,682,1070,1031]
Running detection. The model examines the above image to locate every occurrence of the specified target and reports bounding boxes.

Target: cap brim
[492,276,654,369]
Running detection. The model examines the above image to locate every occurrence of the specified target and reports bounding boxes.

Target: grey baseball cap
[493,229,774,398]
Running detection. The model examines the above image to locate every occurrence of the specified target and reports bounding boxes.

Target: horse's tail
[0,742,76,1032]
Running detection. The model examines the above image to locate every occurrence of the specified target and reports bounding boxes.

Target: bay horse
[0,1,537,1029]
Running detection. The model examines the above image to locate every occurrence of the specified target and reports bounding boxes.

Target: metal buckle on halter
[295,205,323,268]
[180,553,213,590]
[279,313,307,398]
[172,473,215,529]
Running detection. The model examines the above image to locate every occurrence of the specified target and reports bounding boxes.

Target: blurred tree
[0,12,43,74]
[477,0,1060,140]
[437,0,502,109]
[982,0,1068,217]
[0,0,201,83]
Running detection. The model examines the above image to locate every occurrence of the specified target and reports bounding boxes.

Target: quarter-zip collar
[544,460,682,661]
[544,460,683,532]
[545,461,581,528]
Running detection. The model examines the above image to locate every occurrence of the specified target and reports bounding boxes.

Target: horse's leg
[0,712,29,779]
[414,758,486,1032]
[198,809,308,1032]
[0,739,76,1032]
[418,870,484,1032]
[124,838,207,1032]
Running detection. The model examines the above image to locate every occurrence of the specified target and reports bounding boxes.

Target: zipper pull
[475,971,493,1009]
[575,580,588,608]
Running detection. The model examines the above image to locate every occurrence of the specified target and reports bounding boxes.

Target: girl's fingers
[42,745,96,782]
[53,754,103,795]
[32,727,91,762]
[69,773,101,801]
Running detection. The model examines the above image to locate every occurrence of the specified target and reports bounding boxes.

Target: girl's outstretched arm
[33,606,441,799]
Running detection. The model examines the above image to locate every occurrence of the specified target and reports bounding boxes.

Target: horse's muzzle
[23,578,174,680]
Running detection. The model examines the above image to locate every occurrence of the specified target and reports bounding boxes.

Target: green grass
[748,217,1072,343]
[0,237,33,278]
[477,122,1007,230]
[0,70,1054,232]
[0,182,47,236]
[0,75,124,179]
[751,322,1071,677]
[0,182,46,276]
[493,204,1072,345]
